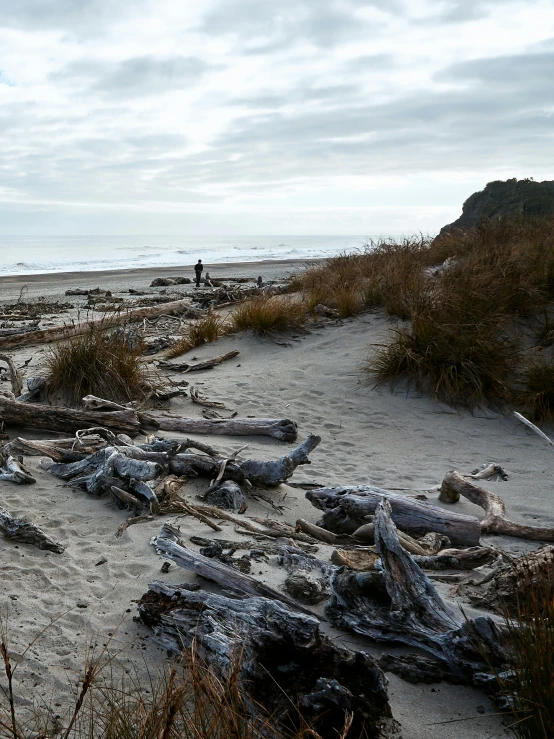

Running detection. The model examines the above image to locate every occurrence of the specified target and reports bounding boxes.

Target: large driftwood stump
[0,507,64,553]
[326,499,507,685]
[307,485,481,546]
[440,470,554,541]
[138,583,393,738]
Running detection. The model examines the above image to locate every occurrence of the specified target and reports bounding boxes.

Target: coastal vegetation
[45,323,147,405]
[291,216,554,417]
[166,312,230,358]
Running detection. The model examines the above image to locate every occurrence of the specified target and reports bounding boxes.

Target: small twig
[513,411,554,447]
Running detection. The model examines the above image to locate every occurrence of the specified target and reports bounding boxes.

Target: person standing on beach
[194,259,203,287]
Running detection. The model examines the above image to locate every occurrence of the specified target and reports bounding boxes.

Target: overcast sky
[0,0,553,236]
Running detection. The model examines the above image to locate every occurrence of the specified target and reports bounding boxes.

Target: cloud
[56,55,214,98]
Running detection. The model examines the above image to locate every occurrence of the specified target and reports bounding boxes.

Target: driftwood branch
[0,452,36,484]
[0,353,23,397]
[144,415,299,442]
[440,470,554,541]
[158,350,240,373]
[0,506,64,553]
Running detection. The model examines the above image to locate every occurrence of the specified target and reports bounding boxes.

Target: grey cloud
[200,0,388,49]
[0,0,149,33]
[439,50,554,89]
[56,56,212,97]
[426,0,525,23]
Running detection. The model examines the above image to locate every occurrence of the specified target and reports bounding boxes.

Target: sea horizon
[0,234,391,277]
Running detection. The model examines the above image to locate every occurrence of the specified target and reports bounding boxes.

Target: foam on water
[0,235,370,276]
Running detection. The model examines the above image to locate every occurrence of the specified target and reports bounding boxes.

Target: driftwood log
[0,395,141,436]
[4,435,109,462]
[325,499,507,685]
[306,485,481,546]
[0,296,197,351]
[138,582,392,739]
[157,351,239,372]
[330,545,496,572]
[440,470,554,541]
[277,544,331,605]
[0,451,36,484]
[146,415,299,442]
[0,506,64,553]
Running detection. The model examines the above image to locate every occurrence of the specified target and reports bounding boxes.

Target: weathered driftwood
[0,296,197,351]
[297,518,451,556]
[0,395,141,436]
[0,506,64,553]
[158,350,240,372]
[240,433,320,485]
[146,415,299,442]
[0,452,36,484]
[277,544,330,605]
[330,546,496,572]
[138,582,392,739]
[326,499,507,684]
[307,485,481,547]
[513,410,554,447]
[16,377,47,403]
[0,353,23,397]
[464,545,554,615]
[153,523,314,613]
[202,480,246,512]
[440,470,554,541]
[5,435,108,462]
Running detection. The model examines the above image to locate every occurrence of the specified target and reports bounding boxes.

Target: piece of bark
[440,470,554,541]
[277,544,330,605]
[138,582,392,739]
[202,480,246,512]
[0,506,64,553]
[144,415,299,442]
[331,548,380,571]
[0,353,23,397]
[0,395,140,436]
[0,453,36,484]
[378,654,466,685]
[189,386,226,408]
[158,351,240,373]
[0,296,197,351]
[325,499,508,684]
[307,485,481,546]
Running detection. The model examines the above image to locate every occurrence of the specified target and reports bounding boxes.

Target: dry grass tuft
[494,563,554,739]
[368,312,517,409]
[0,622,355,739]
[46,323,147,406]
[231,295,308,334]
[166,313,230,358]
[518,356,554,422]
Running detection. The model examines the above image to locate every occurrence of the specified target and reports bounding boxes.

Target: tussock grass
[166,313,230,358]
[46,324,146,406]
[232,295,308,334]
[368,313,517,409]
[519,356,554,422]
[494,564,554,739]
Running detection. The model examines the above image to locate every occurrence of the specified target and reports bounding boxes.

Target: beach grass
[166,313,230,358]
[45,323,147,405]
[231,294,308,334]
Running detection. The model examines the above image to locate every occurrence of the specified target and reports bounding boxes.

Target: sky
[0,0,553,236]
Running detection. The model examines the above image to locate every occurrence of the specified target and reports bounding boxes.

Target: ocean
[0,235,372,277]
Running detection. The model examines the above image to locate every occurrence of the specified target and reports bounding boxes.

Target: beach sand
[2,258,548,737]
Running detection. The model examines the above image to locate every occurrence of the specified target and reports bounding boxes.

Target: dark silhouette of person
[257,275,263,288]
[194,259,203,287]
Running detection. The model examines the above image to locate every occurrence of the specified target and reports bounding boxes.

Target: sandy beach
[2,257,550,737]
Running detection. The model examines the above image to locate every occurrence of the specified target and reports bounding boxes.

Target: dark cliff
[440,178,554,234]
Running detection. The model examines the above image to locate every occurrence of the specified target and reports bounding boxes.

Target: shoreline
[0,257,321,302]
[0,257,322,284]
